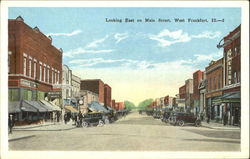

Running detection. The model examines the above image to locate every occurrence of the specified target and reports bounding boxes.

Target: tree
[124,100,136,110]
[138,99,153,110]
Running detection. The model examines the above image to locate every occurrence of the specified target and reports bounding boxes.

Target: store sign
[48,91,62,98]
[20,79,38,88]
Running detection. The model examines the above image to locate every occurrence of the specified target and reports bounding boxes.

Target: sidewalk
[201,121,240,130]
[12,121,77,131]
[9,121,77,141]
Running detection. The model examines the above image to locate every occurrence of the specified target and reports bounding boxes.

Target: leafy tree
[124,100,136,110]
[137,98,153,110]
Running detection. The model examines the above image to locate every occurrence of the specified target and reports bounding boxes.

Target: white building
[79,90,99,113]
[62,65,72,105]
[71,74,81,98]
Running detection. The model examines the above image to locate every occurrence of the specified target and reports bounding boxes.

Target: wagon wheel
[178,120,185,126]
[98,120,104,127]
[82,121,88,128]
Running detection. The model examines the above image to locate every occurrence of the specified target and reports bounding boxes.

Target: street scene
[4,6,247,157]
[9,111,240,151]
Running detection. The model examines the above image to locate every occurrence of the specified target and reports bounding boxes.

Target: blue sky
[9,7,241,104]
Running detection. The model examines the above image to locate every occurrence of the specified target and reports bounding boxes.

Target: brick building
[104,84,112,107]
[8,16,62,103]
[115,102,125,110]
[215,25,241,125]
[185,79,194,112]
[193,70,203,114]
[80,79,104,105]
[177,85,186,111]
[205,58,224,120]
[111,99,116,109]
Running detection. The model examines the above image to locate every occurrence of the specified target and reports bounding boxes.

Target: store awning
[212,91,240,104]
[20,100,39,112]
[24,100,47,112]
[88,101,109,113]
[40,100,61,111]
[65,105,78,113]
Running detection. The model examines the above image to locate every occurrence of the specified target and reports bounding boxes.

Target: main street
[9,111,240,151]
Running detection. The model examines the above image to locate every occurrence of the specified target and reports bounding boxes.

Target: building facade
[115,102,125,110]
[104,84,112,107]
[185,79,194,112]
[79,90,99,113]
[8,17,62,104]
[205,58,224,121]
[71,74,81,99]
[80,79,105,105]
[218,25,241,125]
[193,70,203,115]
[62,65,72,106]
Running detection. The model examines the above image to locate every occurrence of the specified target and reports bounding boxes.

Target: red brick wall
[81,79,105,104]
[8,19,62,93]
[205,58,223,93]
[111,99,116,109]
[193,70,203,100]
[104,84,112,107]
[179,85,186,99]
[224,25,241,85]
[115,102,124,110]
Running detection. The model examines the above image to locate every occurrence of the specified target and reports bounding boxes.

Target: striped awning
[65,105,78,113]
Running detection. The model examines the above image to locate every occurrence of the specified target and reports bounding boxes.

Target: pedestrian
[223,112,228,126]
[207,113,210,124]
[64,113,67,124]
[8,114,14,134]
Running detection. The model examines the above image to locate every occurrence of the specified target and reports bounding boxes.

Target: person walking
[8,114,14,134]
[223,112,228,126]
[64,113,67,124]
[207,113,210,124]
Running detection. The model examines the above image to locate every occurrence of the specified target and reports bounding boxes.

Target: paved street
[9,111,240,151]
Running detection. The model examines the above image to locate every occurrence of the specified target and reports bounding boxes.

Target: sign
[48,91,62,98]
[20,79,38,88]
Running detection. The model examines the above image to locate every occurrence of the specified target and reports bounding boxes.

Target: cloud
[149,29,221,47]
[114,33,129,44]
[85,35,109,48]
[193,50,223,63]
[64,48,113,57]
[191,31,221,39]
[46,29,82,37]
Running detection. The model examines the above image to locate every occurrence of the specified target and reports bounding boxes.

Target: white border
[1,1,249,159]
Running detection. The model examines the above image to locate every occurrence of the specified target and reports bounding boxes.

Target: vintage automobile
[170,112,201,127]
[81,112,105,128]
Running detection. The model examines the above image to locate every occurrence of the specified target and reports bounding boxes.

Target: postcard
[0,1,249,159]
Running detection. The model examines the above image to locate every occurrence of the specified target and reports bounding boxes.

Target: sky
[9,7,241,105]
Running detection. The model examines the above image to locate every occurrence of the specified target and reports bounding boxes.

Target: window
[44,66,46,82]
[39,65,42,81]
[214,78,216,90]
[23,57,27,75]
[55,72,57,84]
[29,59,32,77]
[47,68,50,83]
[238,72,240,83]
[34,62,36,79]
[58,71,60,84]
[218,75,221,88]
[52,70,54,84]
[233,72,237,84]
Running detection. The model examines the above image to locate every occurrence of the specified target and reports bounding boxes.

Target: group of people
[64,111,84,126]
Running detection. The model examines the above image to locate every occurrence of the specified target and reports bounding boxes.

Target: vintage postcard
[0,1,249,159]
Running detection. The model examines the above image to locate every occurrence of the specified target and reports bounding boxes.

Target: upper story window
[29,59,32,77]
[33,61,37,79]
[233,72,237,84]
[39,64,42,81]
[23,57,27,76]
[44,65,46,82]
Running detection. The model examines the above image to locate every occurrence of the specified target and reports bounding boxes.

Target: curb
[201,125,240,130]
[13,123,55,130]
[9,135,36,142]
[13,126,77,131]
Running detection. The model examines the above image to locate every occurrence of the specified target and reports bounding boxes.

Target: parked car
[81,112,105,128]
[170,112,201,127]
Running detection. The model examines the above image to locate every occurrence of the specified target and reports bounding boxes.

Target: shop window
[37,91,45,100]
[9,89,19,101]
